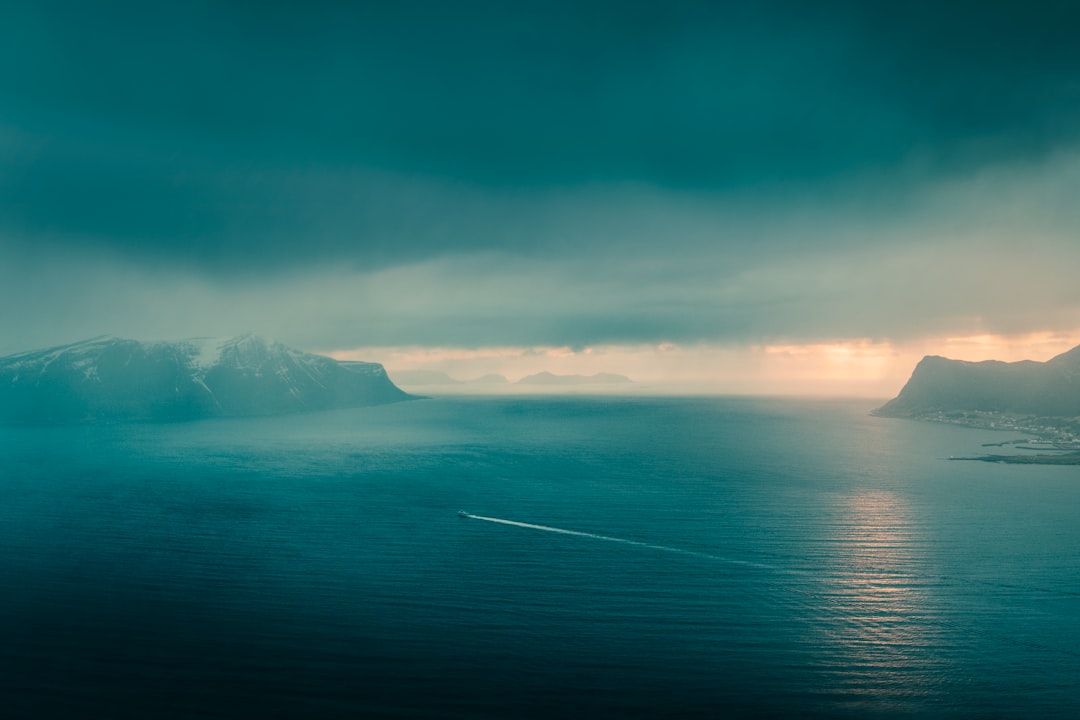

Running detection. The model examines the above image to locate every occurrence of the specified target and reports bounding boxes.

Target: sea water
[1,396,1078,718]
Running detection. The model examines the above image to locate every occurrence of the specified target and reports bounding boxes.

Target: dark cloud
[7,2,1077,181]
[2,1,1079,351]
[4,2,1080,252]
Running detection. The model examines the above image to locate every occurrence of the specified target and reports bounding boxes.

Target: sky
[2,1,1080,394]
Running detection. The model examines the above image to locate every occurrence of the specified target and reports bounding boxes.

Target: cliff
[0,335,413,423]
[874,345,1080,419]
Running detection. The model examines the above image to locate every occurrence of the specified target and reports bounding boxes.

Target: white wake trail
[460,514,1080,660]
[461,513,773,569]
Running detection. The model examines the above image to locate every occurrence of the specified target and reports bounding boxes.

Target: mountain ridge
[515,371,632,386]
[874,344,1080,419]
[0,335,412,424]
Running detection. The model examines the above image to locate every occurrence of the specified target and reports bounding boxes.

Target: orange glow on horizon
[936,331,1080,362]
[317,330,1080,397]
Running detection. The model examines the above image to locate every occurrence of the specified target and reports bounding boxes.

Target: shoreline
[950,452,1080,465]
[878,409,1080,465]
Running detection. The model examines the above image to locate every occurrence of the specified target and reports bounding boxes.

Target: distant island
[470,373,511,385]
[388,369,631,389]
[515,371,632,386]
[389,370,510,387]
[874,344,1080,464]
[389,370,465,386]
[0,335,413,424]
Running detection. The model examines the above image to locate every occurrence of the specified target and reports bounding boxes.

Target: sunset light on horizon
[327,331,1080,397]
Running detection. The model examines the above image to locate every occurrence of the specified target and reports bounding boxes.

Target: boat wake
[458,512,1080,660]
[459,512,774,569]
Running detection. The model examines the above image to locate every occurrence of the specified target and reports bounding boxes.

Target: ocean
[1,396,1078,718]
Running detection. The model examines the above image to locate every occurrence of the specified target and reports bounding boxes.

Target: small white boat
[457,510,468,518]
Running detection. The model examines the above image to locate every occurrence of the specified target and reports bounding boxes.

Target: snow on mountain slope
[0,335,412,423]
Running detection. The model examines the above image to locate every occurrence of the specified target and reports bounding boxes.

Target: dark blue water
[2,396,1079,718]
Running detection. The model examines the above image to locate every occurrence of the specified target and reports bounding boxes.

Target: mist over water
[2,396,1079,718]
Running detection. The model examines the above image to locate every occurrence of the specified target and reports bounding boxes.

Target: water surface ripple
[1,396,1078,718]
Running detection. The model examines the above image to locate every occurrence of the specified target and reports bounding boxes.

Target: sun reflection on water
[809,489,951,709]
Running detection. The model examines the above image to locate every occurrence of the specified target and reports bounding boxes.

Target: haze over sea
[2,395,1079,718]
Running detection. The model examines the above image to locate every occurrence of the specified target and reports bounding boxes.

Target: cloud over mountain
[0,335,411,423]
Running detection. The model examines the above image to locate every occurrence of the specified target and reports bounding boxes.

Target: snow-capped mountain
[0,335,412,423]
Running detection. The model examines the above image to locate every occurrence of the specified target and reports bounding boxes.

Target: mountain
[874,344,1080,419]
[516,371,633,386]
[389,370,463,386]
[467,373,509,385]
[386,370,510,390]
[0,335,412,424]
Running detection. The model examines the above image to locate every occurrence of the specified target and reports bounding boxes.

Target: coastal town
[911,410,1080,464]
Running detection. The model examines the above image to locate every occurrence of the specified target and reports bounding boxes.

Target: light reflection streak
[812,490,947,705]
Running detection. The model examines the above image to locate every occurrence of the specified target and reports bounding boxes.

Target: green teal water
[1,396,1078,718]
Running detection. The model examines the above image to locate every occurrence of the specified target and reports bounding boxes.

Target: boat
[457,510,468,518]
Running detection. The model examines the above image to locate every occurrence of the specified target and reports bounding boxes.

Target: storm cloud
[2,0,1079,354]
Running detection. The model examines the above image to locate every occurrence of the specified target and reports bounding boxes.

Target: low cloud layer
[3,1,1079,364]
[4,147,1080,358]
